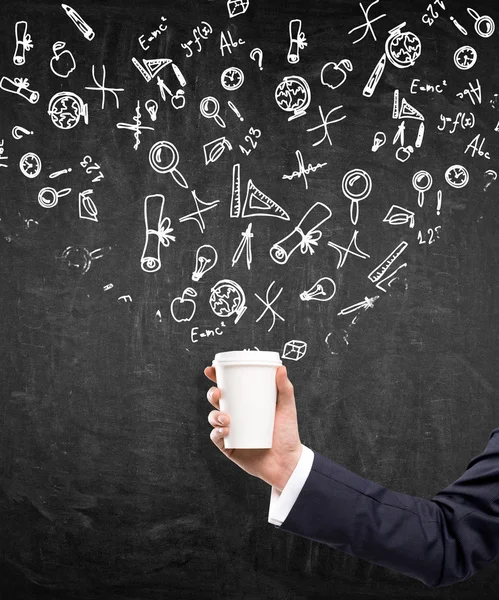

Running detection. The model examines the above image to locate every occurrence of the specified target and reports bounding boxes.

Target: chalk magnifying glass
[149,141,188,188]
[200,96,226,128]
[38,186,71,208]
[467,8,495,37]
[412,170,433,207]
[342,169,372,226]
[60,246,109,274]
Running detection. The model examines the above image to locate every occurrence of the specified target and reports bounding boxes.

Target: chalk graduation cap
[230,163,290,220]
[383,204,415,228]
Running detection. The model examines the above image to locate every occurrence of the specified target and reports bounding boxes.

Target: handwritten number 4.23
[422,0,446,26]
[80,155,104,182]
[239,128,261,156]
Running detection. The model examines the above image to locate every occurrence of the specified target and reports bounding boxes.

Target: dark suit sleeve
[278,427,499,588]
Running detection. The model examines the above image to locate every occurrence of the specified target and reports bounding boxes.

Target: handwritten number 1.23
[80,155,104,183]
[239,128,261,156]
[422,0,445,26]
[418,226,441,245]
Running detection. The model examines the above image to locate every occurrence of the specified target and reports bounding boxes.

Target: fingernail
[218,427,224,433]
[208,389,213,400]
[218,416,225,425]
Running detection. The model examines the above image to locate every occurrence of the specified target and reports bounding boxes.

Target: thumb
[276,366,295,406]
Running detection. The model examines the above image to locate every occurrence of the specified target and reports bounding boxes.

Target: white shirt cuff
[268,444,314,527]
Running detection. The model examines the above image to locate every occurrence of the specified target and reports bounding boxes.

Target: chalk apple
[50,41,76,78]
[170,287,197,322]
[171,89,186,110]
[320,59,353,91]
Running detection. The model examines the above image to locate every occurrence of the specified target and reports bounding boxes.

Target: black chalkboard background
[1,0,499,597]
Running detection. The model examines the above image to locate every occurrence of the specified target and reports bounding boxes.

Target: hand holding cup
[205,355,303,492]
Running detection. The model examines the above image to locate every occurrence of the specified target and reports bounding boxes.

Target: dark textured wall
[1,0,499,597]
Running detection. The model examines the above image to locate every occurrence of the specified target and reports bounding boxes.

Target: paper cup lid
[212,350,282,366]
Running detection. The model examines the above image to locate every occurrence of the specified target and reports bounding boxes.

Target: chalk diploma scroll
[140,194,176,273]
[269,202,332,264]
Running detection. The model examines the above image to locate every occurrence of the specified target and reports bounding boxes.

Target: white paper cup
[212,350,282,449]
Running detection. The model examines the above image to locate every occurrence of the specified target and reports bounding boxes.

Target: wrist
[272,445,303,492]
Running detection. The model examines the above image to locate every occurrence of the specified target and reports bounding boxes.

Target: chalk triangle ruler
[132,57,172,82]
[230,163,289,220]
[242,180,290,220]
[392,90,424,121]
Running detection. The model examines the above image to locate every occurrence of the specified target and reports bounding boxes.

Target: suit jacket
[269,427,499,588]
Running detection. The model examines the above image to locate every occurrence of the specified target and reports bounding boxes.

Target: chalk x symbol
[85,64,124,109]
[348,0,386,44]
[306,105,346,147]
[327,230,370,268]
[178,190,220,233]
[254,281,285,332]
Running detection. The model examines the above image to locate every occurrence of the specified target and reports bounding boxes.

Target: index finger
[204,366,217,384]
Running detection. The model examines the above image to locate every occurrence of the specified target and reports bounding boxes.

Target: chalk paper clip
[269,202,332,265]
[0,76,39,104]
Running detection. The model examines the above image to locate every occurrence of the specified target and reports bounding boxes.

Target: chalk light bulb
[192,244,218,282]
[299,277,336,302]
[372,131,386,152]
[145,99,159,122]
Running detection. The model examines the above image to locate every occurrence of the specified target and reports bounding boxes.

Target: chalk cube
[282,339,307,361]
[227,0,249,18]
